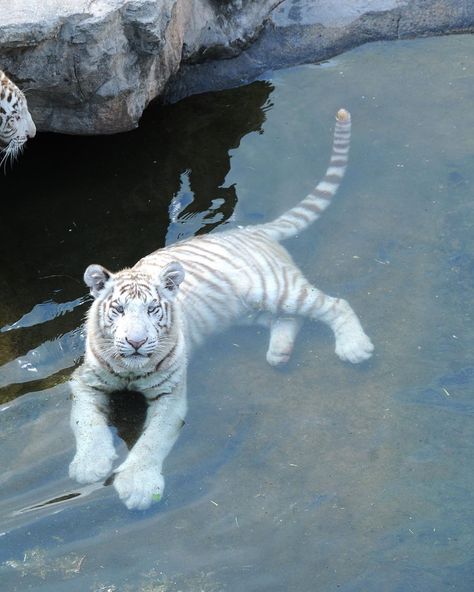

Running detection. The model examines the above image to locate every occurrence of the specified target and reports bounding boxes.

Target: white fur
[0,70,36,166]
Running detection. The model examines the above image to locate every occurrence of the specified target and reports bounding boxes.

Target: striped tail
[252,108,351,242]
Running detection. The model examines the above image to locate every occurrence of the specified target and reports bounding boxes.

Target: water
[1,34,474,591]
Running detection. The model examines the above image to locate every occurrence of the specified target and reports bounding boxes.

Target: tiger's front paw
[113,462,164,510]
[69,444,117,484]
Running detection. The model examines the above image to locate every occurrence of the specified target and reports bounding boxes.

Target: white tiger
[0,70,36,166]
[69,109,374,510]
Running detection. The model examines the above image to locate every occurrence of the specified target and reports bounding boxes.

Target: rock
[165,0,474,102]
[0,0,280,134]
[1,0,474,134]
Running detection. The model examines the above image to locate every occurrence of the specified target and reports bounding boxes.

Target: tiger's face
[84,262,185,370]
[0,73,36,164]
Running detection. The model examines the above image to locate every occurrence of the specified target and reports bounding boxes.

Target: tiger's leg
[276,275,373,363]
[113,380,187,510]
[266,316,303,366]
[253,313,302,366]
[69,382,117,484]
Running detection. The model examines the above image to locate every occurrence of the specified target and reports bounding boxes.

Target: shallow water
[1,34,474,591]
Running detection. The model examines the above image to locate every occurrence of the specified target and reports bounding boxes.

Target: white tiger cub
[69,109,373,510]
[0,70,36,165]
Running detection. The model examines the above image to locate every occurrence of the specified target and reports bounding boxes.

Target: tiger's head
[0,70,36,165]
[84,262,185,371]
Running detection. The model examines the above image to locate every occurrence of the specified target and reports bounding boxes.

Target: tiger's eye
[113,304,124,314]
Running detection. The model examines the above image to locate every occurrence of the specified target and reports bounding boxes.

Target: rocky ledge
[1,0,474,135]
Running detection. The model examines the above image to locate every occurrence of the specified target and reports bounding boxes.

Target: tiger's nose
[126,337,147,351]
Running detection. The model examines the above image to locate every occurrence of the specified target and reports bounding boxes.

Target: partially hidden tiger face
[0,70,36,164]
[84,262,185,371]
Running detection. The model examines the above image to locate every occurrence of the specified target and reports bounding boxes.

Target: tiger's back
[136,228,295,347]
[134,109,372,364]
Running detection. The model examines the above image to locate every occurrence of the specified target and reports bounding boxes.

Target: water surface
[1,35,474,591]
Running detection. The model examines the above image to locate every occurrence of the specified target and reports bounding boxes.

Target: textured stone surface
[0,0,280,134]
[1,0,474,134]
[165,0,474,102]
[272,0,408,28]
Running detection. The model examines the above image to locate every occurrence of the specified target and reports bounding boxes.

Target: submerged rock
[1,0,474,134]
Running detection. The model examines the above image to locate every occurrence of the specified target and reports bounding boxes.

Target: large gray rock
[2,0,474,134]
[0,0,280,134]
[165,0,474,102]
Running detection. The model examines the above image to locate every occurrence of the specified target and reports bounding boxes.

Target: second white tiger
[69,108,374,510]
[0,70,36,165]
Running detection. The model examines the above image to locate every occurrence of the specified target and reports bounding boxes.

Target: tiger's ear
[159,261,185,299]
[84,264,113,298]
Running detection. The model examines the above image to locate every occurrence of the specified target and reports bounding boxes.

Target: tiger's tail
[251,108,351,242]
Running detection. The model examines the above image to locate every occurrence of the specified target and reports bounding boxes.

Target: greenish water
[1,34,474,591]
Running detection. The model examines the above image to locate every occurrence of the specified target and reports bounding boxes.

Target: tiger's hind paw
[266,349,292,366]
[335,330,374,364]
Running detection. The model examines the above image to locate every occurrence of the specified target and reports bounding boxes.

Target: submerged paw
[335,332,374,364]
[266,349,292,367]
[113,464,165,510]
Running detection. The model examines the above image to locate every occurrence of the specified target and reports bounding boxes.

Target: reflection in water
[152,81,273,239]
[0,327,84,389]
[12,484,101,517]
[1,296,88,333]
